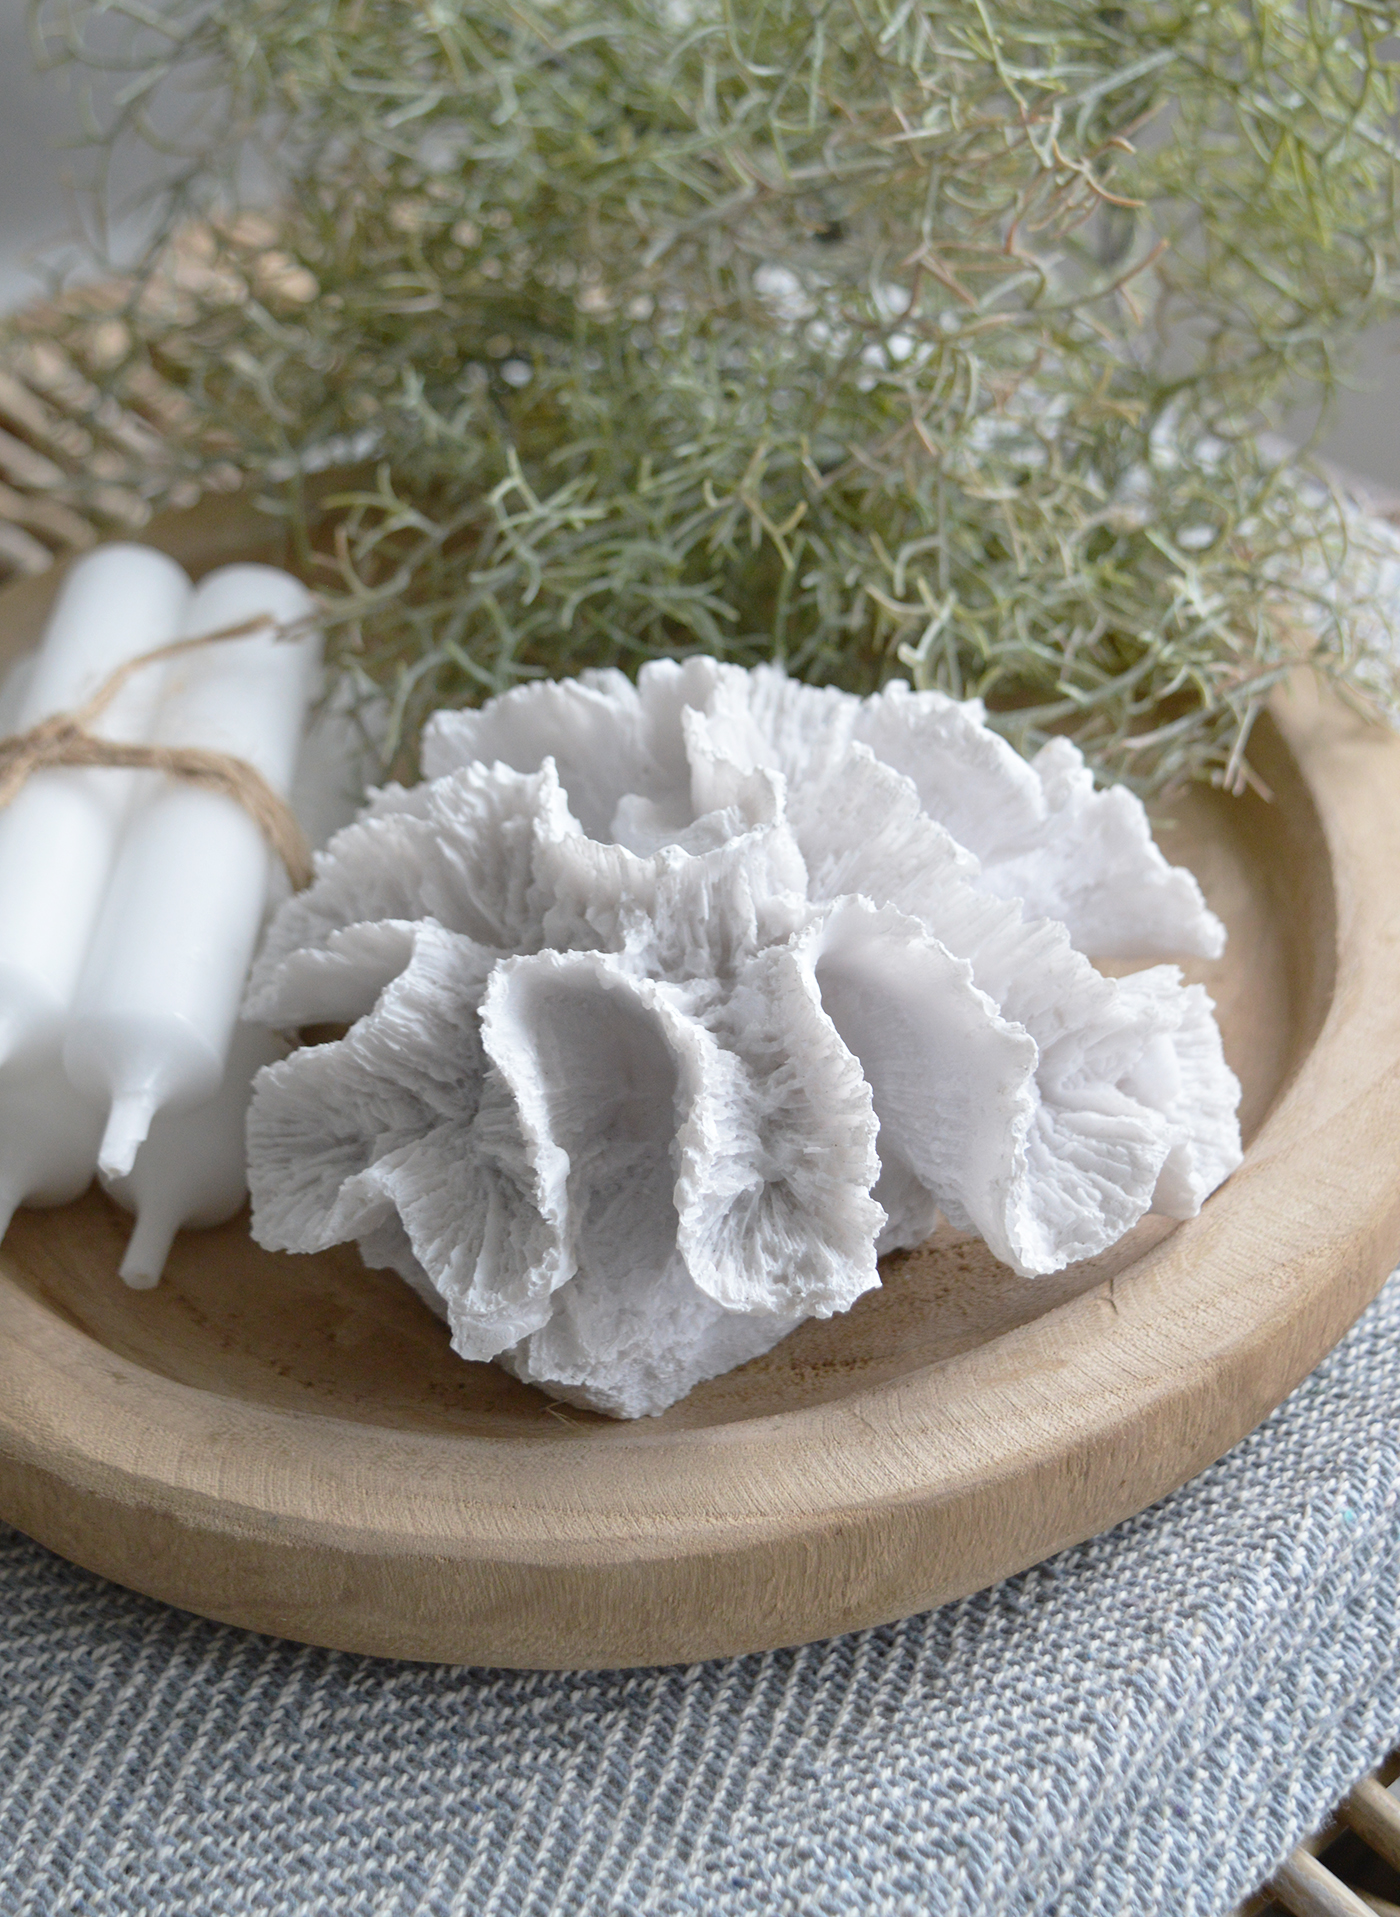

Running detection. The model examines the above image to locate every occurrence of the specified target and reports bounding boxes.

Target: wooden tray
[3,497,1400,1671]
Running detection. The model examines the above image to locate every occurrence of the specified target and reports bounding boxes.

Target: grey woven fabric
[4,1280,1400,1917]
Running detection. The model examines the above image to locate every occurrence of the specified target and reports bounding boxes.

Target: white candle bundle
[0,544,188,1076]
[0,548,322,1287]
[65,564,321,1179]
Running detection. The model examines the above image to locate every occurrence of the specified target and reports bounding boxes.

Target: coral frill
[245,664,1242,1418]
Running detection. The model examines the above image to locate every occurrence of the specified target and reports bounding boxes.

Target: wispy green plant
[23,0,1400,785]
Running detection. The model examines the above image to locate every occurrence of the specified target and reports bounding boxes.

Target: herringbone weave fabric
[4,1277,1400,1917]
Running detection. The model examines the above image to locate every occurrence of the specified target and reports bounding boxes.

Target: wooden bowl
[2,495,1399,1670]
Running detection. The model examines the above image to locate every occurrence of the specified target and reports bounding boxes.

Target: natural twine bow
[0,611,316,891]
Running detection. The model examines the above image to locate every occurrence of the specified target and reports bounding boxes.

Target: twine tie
[0,612,316,891]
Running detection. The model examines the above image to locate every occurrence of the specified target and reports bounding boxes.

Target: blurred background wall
[1,13,1396,489]
[0,9,84,311]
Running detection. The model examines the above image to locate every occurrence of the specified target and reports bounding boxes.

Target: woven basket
[0,278,245,589]
[1242,1754,1400,1917]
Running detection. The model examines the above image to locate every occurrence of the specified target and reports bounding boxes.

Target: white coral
[424,660,1226,959]
[246,661,1242,1417]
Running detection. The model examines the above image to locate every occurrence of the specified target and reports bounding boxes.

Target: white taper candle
[0,544,191,1075]
[64,563,321,1177]
[101,1022,288,1288]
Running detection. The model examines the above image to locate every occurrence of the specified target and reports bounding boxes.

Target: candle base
[99,1092,161,1182]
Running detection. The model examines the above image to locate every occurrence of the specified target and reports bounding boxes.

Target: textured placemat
[2,1270,1400,1917]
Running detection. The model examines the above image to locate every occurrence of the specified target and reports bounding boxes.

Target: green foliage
[26,0,1400,784]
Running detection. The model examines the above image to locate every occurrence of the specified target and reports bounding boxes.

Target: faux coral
[245,664,1241,1417]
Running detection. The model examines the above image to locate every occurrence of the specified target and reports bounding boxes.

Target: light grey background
[0,6,81,309]
[1,13,1396,487]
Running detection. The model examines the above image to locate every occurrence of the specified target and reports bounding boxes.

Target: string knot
[0,610,317,890]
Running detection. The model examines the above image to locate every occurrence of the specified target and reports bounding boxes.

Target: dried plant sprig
[21,0,1400,788]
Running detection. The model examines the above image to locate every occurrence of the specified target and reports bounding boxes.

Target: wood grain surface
[0,498,1397,1669]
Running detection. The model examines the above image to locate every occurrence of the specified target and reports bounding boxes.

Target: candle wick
[118,1204,178,1289]
[99,1091,160,1182]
